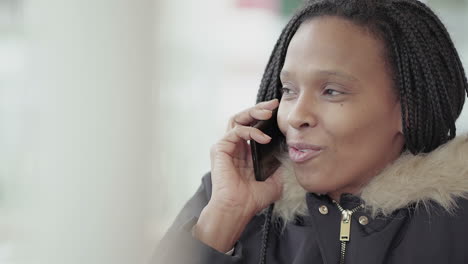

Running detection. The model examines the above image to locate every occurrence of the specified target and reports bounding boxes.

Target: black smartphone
[250,108,284,181]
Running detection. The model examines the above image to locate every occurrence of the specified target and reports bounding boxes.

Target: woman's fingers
[225,126,271,145]
[213,126,271,159]
[227,99,279,131]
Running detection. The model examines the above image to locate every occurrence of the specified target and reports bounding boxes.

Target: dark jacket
[153,134,468,264]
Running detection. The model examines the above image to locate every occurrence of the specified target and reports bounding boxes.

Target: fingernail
[263,134,272,140]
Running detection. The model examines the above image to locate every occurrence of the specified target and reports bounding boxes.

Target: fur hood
[273,133,468,222]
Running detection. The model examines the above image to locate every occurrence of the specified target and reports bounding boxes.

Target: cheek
[318,105,385,167]
[277,103,289,135]
[319,106,361,139]
[327,104,400,159]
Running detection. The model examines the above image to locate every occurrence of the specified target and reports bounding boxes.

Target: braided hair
[256,0,468,154]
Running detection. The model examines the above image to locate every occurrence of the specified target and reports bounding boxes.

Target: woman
[154,0,468,263]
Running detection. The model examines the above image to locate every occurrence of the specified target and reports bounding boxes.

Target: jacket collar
[272,133,468,222]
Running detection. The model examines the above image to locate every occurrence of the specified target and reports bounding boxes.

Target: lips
[288,142,323,163]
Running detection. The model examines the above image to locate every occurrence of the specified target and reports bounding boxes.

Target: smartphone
[250,108,284,181]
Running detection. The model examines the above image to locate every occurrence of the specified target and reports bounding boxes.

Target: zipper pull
[340,210,351,242]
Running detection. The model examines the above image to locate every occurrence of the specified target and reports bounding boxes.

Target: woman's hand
[210,98,283,215]
[194,99,283,253]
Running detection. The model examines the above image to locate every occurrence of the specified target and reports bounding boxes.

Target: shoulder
[386,198,468,262]
[398,197,468,247]
[408,197,468,225]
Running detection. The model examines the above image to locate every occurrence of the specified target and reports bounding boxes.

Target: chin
[294,170,335,195]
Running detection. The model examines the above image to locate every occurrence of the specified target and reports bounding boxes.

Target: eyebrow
[280,70,359,82]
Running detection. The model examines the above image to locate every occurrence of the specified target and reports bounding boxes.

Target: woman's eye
[323,88,343,96]
[281,87,292,94]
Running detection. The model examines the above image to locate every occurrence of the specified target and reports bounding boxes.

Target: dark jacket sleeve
[150,172,245,264]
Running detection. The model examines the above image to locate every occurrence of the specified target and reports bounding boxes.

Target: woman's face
[277,16,405,201]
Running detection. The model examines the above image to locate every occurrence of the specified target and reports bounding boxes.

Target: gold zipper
[332,200,364,264]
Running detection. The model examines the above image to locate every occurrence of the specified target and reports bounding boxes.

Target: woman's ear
[394,101,403,134]
[398,112,403,134]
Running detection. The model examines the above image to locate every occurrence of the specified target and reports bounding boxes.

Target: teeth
[299,149,310,153]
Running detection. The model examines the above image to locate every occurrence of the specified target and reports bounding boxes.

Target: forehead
[282,16,390,84]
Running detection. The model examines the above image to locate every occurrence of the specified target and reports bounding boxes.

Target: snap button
[318,205,328,215]
[359,215,369,225]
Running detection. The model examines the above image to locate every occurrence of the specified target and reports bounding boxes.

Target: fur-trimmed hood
[273,133,468,222]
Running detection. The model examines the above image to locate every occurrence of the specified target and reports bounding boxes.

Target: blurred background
[0,0,467,263]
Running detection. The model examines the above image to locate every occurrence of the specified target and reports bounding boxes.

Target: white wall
[3,1,154,263]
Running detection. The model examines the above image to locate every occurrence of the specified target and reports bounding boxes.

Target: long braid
[403,2,449,142]
[418,19,462,131]
[407,0,468,109]
[258,204,274,264]
[408,2,466,133]
[395,8,443,150]
[387,28,413,151]
[391,28,417,151]
[389,0,467,151]
[413,14,456,142]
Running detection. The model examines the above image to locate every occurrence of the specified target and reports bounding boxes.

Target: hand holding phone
[250,108,284,181]
[197,99,283,253]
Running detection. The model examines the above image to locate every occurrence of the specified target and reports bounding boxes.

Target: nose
[287,97,318,129]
